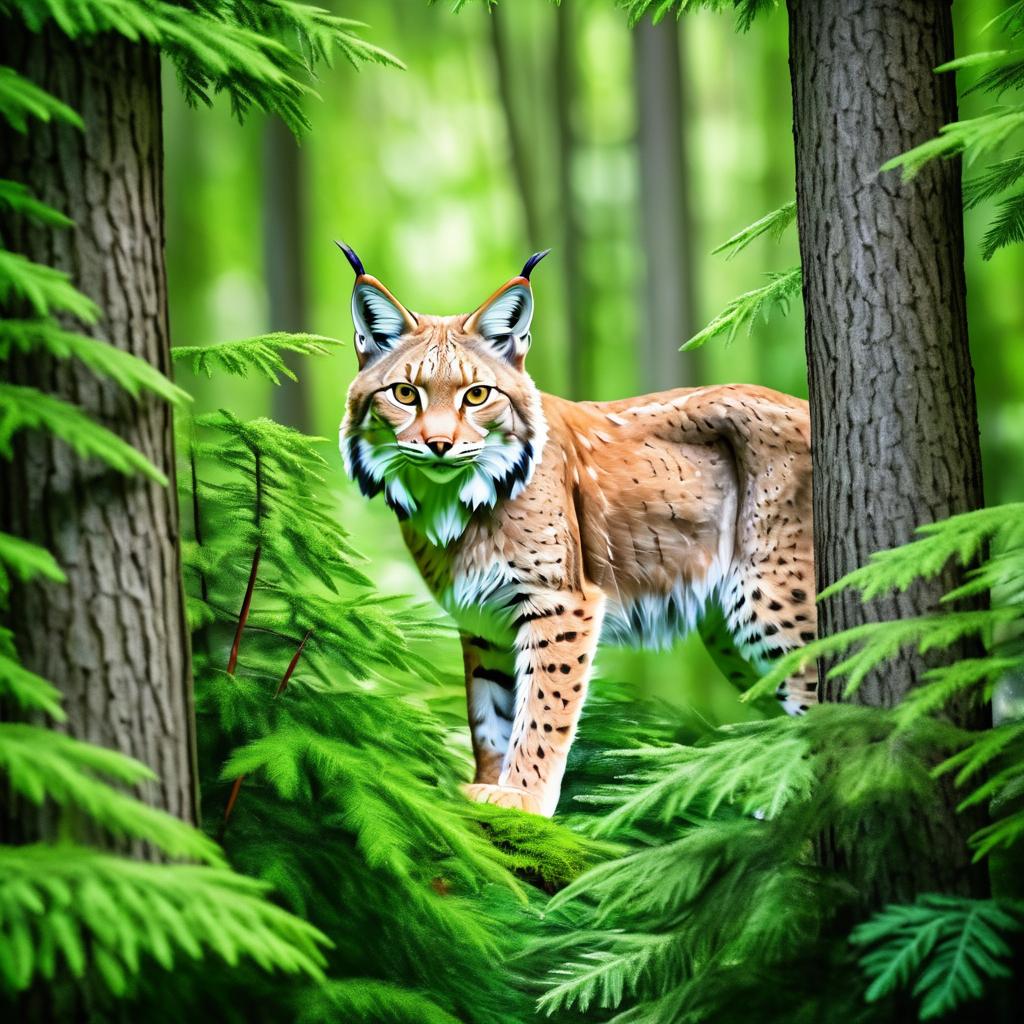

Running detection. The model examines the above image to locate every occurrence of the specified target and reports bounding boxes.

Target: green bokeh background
[163,0,1024,727]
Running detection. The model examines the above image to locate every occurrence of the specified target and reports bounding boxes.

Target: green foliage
[682,266,800,350]
[0,249,99,322]
[0,320,189,404]
[0,64,82,131]
[0,846,327,995]
[172,332,344,384]
[618,0,778,32]
[710,199,796,259]
[4,0,403,134]
[883,5,1024,260]
[0,532,65,601]
[852,896,1024,1020]
[0,179,73,227]
[0,383,167,482]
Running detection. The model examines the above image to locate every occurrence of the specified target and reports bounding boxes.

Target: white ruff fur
[343,408,547,548]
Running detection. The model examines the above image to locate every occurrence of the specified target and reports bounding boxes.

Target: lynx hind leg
[717,568,819,715]
[461,635,516,784]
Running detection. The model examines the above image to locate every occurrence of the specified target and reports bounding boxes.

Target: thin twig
[219,628,313,837]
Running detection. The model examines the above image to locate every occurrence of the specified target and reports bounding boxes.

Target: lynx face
[340,248,549,545]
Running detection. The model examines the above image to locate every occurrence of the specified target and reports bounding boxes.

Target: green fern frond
[173,333,344,383]
[711,200,797,260]
[10,0,402,135]
[0,723,225,864]
[617,0,778,32]
[682,266,801,350]
[892,657,1023,728]
[539,932,678,1014]
[980,189,1024,258]
[0,845,328,993]
[852,895,1024,1020]
[882,109,1024,179]
[0,320,189,404]
[745,607,1019,702]
[0,383,166,482]
[0,530,66,600]
[0,64,83,132]
[0,652,65,720]
[579,719,813,837]
[0,179,73,227]
[295,979,461,1024]
[818,504,1024,602]
[963,154,1024,208]
[0,249,99,322]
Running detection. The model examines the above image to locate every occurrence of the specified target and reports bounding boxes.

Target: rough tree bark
[787,0,987,902]
[0,25,197,833]
[262,115,312,433]
[632,16,697,391]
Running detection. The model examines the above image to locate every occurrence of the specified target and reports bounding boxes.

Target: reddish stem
[220,629,311,836]
[275,629,311,697]
[226,545,261,676]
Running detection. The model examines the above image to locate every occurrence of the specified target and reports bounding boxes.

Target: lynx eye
[463,385,492,407]
[391,383,418,406]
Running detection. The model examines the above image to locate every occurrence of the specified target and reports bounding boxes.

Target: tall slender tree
[554,0,587,399]
[262,116,312,432]
[632,15,698,390]
[787,0,987,903]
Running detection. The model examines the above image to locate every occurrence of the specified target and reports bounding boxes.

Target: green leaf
[711,200,797,260]
[682,267,801,351]
[852,896,1024,1020]
[0,845,328,993]
[0,65,83,132]
[0,180,73,228]
[0,383,167,483]
[0,249,99,322]
[883,109,1024,180]
[172,332,345,384]
[0,321,190,405]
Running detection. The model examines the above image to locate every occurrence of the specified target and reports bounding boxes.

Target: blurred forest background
[165,0,1024,722]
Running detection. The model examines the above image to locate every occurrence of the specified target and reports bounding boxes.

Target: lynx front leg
[461,635,516,784]
[464,588,604,817]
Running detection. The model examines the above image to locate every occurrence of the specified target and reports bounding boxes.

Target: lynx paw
[462,783,543,815]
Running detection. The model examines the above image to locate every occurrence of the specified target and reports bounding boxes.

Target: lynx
[339,245,816,816]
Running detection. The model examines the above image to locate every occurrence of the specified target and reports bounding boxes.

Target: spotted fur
[340,252,817,816]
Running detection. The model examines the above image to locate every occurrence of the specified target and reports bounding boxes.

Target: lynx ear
[465,249,549,366]
[337,242,417,368]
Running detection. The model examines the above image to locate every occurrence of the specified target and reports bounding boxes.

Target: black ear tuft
[336,240,366,278]
[520,249,551,280]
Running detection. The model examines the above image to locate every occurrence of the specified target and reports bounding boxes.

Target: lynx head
[339,244,550,546]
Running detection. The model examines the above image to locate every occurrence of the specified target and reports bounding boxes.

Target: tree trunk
[0,25,197,834]
[787,0,987,903]
[632,16,698,391]
[488,6,545,250]
[554,0,586,400]
[262,115,312,433]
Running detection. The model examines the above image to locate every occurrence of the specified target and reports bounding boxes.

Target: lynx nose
[427,438,454,458]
